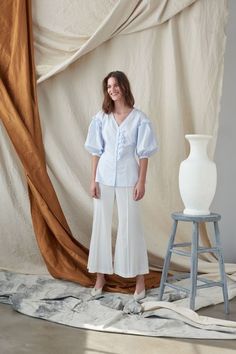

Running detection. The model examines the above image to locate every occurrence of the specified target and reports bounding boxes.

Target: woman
[85,71,158,300]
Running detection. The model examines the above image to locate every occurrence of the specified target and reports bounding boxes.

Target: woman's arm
[133,158,148,201]
[90,155,100,198]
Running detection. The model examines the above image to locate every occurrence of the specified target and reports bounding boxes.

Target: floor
[0,298,236,354]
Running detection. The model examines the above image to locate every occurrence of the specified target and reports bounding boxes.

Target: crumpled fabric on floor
[1,270,236,339]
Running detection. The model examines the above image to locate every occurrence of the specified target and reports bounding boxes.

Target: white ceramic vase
[179,134,217,215]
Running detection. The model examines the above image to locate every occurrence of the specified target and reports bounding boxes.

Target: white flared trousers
[87,184,149,278]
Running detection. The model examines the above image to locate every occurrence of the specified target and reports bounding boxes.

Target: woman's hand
[134,158,148,201]
[90,181,100,199]
[133,181,145,201]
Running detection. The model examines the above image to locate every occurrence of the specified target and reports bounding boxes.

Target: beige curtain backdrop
[1,0,236,278]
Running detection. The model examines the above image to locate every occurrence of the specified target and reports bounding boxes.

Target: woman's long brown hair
[102,71,135,114]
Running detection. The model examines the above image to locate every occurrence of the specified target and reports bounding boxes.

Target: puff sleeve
[84,116,104,156]
[136,120,158,159]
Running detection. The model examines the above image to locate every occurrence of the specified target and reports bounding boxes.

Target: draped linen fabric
[1,0,236,286]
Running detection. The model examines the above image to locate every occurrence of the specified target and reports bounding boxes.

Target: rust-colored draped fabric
[0,0,161,292]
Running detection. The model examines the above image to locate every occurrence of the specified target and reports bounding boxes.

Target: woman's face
[107,77,123,102]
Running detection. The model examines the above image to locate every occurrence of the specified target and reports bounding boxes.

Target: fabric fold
[35,0,197,83]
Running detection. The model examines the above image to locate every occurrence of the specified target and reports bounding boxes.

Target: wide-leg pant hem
[87,268,113,275]
[114,269,150,278]
[88,268,150,278]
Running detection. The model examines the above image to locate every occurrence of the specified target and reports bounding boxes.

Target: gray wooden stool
[158,212,229,314]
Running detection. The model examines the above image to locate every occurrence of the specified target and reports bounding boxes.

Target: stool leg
[158,220,178,301]
[214,221,229,314]
[190,221,199,311]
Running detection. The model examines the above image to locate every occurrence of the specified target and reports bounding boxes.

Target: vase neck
[187,138,210,160]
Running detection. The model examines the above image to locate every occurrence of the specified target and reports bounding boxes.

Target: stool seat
[172,212,221,222]
[158,212,229,314]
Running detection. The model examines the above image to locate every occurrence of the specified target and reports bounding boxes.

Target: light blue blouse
[84,108,158,187]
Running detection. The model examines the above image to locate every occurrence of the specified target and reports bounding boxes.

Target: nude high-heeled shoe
[91,287,103,297]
